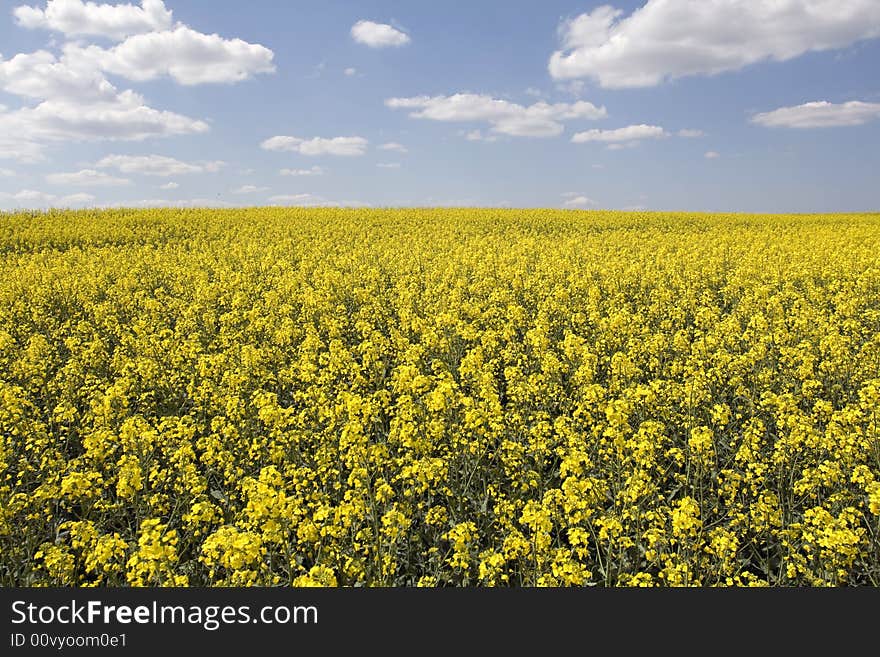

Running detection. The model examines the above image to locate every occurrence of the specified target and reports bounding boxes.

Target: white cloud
[549,1,880,88]
[268,193,318,204]
[231,184,268,194]
[420,197,508,208]
[11,3,273,87]
[261,135,368,156]
[386,93,607,138]
[14,0,172,41]
[95,154,224,176]
[563,194,596,207]
[0,93,208,161]
[0,188,94,207]
[10,92,206,140]
[159,181,178,189]
[378,141,407,153]
[0,189,53,203]
[0,137,46,163]
[280,166,326,176]
[351,20,410,48]
[0,168,14,177]
[269,193,370,207]
[704,151,720,159]
[105,198,235,208]
[678,129,705,138]
[751,100,880,128]
[591,163,604,169]
[0,48,206,161]
[463,129,498,142]
[572,124,667,146]
[606,142,640,151]
[46,168,130,186]
[66,26,275,85]
[1,2,272,163]
[0,51,209,138]
[344,67,357,76]
[376,162,400,169]
[59,192,95,204]
[0,50,118,101]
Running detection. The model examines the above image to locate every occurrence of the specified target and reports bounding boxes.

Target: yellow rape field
[1,207,879,587]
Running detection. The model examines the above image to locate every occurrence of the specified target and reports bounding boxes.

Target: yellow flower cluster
[1,207,879,586]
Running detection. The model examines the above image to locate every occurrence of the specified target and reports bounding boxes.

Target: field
[1,208,879,587]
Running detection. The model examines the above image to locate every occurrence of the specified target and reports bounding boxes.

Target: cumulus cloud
[103,197,235,208]
[14,0,173,40]
[571,124,667,147]
[0,50,118,101]
[562,193,596,207]
[58,192,95,204]
[268,193,318,205]
[386,93,607,138]
[46,168,130,186]
[0,93,208,161]
[3,189,56,204]
[606,142,639,151]
[0,137,46,163]
[0,188,94,207]
[344,67,357,76]
[704,151,720,159]
[95,154,224,176]
[0,51,208,157]
[0,168,14,177]
[159,181,178,189]
[378,141,407,153]
[13,2,274,86]
[30,92,206,140]
[261,136,368,156]
[751,100,880,128]
[549,1,880,88]
[269,193,370,207]
[376,162,400,169]
[463,129,497,142]
[351,20,410,48]
[280,166,326,176]
[231,184,268,194]
[66,26,275,85]
[0,2,275,162]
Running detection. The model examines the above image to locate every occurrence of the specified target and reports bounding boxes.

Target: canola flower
[1,207,879,587]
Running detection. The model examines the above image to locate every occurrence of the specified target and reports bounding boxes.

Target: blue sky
[1,0,879,212]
